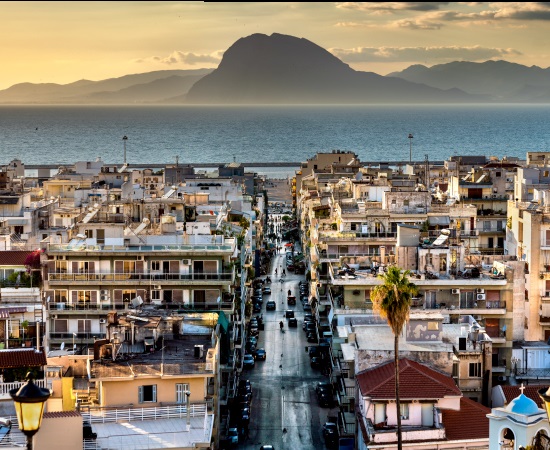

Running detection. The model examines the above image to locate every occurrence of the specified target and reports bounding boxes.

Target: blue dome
[506,394,540,415]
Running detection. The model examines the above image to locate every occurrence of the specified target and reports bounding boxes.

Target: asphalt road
[239,248,337,450]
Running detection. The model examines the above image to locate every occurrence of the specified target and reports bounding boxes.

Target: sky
[1,1,550,89]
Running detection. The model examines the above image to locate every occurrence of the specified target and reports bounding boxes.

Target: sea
[1,104,549,178]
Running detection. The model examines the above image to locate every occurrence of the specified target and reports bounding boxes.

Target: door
[421,404,433,427]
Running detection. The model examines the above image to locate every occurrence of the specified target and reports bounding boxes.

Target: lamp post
[72,332,77,354]
[185,390,191,431]
[10,373,51,450]
[408,133,414,163]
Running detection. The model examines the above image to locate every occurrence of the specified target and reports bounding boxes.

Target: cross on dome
[520,383,525,395]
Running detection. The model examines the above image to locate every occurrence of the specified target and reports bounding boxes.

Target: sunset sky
[1,1,550,89]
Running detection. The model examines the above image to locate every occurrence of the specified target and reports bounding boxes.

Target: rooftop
[441,397,490,441]
[357,358,461,400]
[0,348,47,369]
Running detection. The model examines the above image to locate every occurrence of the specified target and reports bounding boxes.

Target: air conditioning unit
[100,295,109,301]
[476,288,485,294]
[477,293,486,300]
[137,255,144,261]
[100,290,109,296]
[182,259,191,265]
[99,319,106,324]
[451,289,460,295]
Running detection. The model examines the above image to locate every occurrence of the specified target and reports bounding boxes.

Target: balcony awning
[428,216,450,226]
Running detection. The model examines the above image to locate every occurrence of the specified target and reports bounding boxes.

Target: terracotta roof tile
[43,411,81,419]
[501,384,545,408]
[357,358,462,400]
[0,307,27,319]
[0,251,33,267]
[442,397,490,441]
[0,349,47,369]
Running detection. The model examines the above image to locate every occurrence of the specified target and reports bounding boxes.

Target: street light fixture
[10,372,51,450]
[408,133,414,163]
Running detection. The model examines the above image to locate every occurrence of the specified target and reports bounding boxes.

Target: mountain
[185,33,478,104]
[0,69,213,104]
[388,60,550,101]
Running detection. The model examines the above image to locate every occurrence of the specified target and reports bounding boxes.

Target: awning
[217,311,229,333]
[4,218,27,226]
[428,216,450,226]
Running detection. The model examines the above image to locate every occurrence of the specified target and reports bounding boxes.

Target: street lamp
[72,332,77,354]
[10,373,51,450]
[122,135,128,165]
[408,133,414,163]
[185,390,191,431]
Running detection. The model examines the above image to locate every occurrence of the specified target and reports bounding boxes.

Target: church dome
[506,393,540,415]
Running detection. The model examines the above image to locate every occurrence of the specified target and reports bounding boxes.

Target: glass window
[176,383,190,403]
[400,403,409,420]
[469,362,481,377]
[139,385,157,403]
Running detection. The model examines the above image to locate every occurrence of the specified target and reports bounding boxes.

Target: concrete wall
[100,376,207,407]
[34,412,82,450]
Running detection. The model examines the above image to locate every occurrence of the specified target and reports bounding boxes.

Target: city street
[239,244,337,450]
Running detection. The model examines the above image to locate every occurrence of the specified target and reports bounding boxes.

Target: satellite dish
[60,342,65,351]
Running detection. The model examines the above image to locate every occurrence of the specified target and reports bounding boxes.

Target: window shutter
[169,260,179,274]
[47,260,55,273]
[72,262,79,273]
[135,261,144,274]
[88,261,95,273]
[71,291,78,303]
[173,290,183,304]
[138,386,143,403]
[153,385,157,402]
[114,290,123,304]
[115,261,123,273]
[90,290,98,304]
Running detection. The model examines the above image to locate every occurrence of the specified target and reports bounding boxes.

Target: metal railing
[48,271,233,282]
[82,403,207,423]
[48,242,234,252]
[0,379,51,398]
[319,231,396,240]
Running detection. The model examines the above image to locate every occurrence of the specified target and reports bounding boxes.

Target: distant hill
[185,33,477,104]
[388,60,550,101]
[0,69,213,104]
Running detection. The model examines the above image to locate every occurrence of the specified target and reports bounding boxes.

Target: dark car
[304,322,316,333]
[288,317,298,327]
[311,356,323,369]
[255,348,266,360]
[308,346,320,358]
[318,391,334,407]
[304,313,314,322]
[260,446,275,450]
[323,422,339,446]
[287,295,296,305]
[262,286,272,295]
[243,354,255,369]
[266,300,276,311]
[307,332,318,343]
[285,310,295,319]
[316,381,333,397]
[240,406,251,423]
[253,302,262,313]
[237,393,252,404]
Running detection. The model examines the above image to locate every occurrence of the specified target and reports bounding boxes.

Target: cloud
[135,51,222,65]
[330,45,522,63]
[336,2,450,12]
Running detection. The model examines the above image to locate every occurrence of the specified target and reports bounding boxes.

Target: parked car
[255,348,266,360]
[247,336,257,346]
[303,313,314,323]
[227,427,239,445]
[303,303,312,312]
[323,422,339,447]
[253,302,262,313]
[266,300,276,311]
[318,391,334,407]
[262,286,272,295]
[310,356,322,369]
[308,346,320,358]
[304,322,316,333]
[316,381,333,397]
[243,354,255,369]
[288,317,298,327]
[307,333,318,343]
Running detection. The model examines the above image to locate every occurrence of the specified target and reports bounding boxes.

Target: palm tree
[370,266,418,450]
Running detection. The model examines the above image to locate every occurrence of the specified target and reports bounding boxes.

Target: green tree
[370,266,418,450]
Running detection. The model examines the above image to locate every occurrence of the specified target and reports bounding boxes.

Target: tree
[370,266,418,450]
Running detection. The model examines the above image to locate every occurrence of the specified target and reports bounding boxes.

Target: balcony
[47,242,234,254]
[48,300,235,313]
[50,332,106,342]
[318,231,397,242]
[454,377,483,392]
[0,379,52,400]
[476,226,505,235]
[364,418,446,445]
[48,271,234,284]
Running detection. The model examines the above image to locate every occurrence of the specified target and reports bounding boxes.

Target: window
[469,362,482,377]
[54,290,68,303]
[151,261,161,271]
[403,200,409,206]
[426,253,433,266]
[152,290,161,300]
[77,319,91,333]
[139,385,157,403]
[53,320,68,333]
[176,383,190,403]
[85,230,93,238]
[76,290,92,304]
[400,403,410,420]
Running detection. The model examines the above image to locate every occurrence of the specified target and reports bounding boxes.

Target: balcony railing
[48,271,234,282]
[48,301,235,312]
[50,332,106,340]
[476,227,505,234]
[0,379,51,399]
[319,231,397,241]
[82,403,208,423]
[48,242,234,253]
